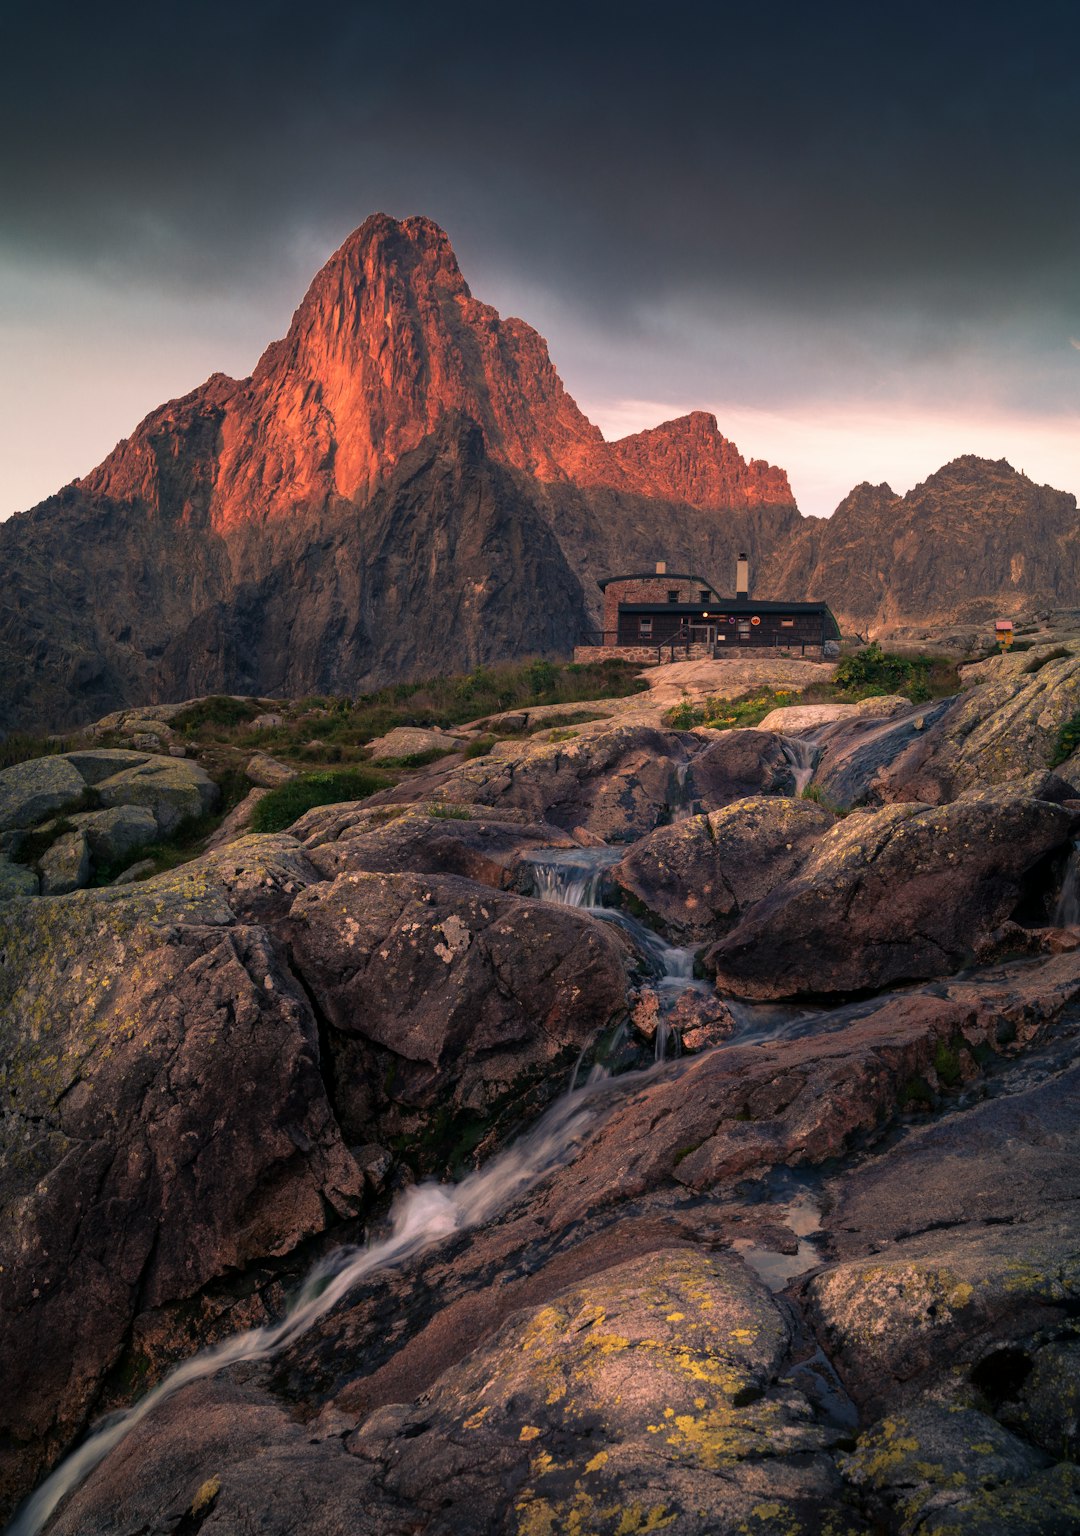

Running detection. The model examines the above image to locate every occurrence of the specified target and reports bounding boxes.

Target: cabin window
[639,617,653,637]
[699,589,710,603]
[780,619,795,628]
[667,590,679,603]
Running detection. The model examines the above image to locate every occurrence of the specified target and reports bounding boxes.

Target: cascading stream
[10,1059,659,1536]
[523,848,710,1062]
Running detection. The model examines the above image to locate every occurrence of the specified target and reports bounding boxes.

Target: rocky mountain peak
[75,214,797,531]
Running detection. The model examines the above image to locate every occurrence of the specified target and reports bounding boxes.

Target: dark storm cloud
[2,0,1077,328]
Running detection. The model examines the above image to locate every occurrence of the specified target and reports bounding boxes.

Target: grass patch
[427,803,472,819]
[664,687,802,731]
[162,659,647,772]
[0,732,78,770]
[172,696,268,731]
[933,1042,963,1088]
[1050,710,1080,768]
[249,767,392,833]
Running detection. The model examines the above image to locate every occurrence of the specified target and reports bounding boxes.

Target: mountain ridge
[1,214,1077,731]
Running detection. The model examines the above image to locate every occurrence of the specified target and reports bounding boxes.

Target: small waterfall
[779,736,819,797]
[670,760,700,823]
[1054,840,1080,926]
[527,848,706,1064]
[524,847,622,908]
[9,1059,650,1536]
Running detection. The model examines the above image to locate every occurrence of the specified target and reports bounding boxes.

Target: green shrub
[249,767,392,833]
[663,687,801,732]
[834,643,930,701]
[1050,710,1080,768]
[172,696,265,731]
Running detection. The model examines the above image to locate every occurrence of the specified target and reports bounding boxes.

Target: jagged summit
[78,213,794,531]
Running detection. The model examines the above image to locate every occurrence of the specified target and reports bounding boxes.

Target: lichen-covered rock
[49,1252,861,1536]
[0,755,86,830]
[707,788,1076,998]
[93,756,219,834]
[300,805,578,888]
[0,855,38,900]
[875,643,1080,803]
[0,845,360,1514]
[613,796,834,942]
[37,827,91,894]
[286,869,633,1153]
[842,1403,1054,1535]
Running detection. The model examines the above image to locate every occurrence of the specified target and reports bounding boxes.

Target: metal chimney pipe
[736,552,749,598]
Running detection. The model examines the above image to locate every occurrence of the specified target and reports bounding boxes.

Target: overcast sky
[1,0,1077,519]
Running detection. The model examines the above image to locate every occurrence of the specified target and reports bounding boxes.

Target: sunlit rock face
[81,214,795,530]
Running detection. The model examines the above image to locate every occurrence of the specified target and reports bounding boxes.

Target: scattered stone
[367,726,462,762]
[245,752,298,788]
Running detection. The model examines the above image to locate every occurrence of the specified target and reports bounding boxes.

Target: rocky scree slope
[2,214,1075,731]
[4,650,1080,1533]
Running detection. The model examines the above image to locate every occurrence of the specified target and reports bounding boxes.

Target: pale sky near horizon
[2,0,1077,523]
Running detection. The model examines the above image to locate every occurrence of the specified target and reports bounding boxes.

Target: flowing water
[1054,840,1080,926]
[523,845,622,907]
[523,848,712,1063]
[9,1061,652,1536]
[19,846,859,1531]
[779,735,819,796]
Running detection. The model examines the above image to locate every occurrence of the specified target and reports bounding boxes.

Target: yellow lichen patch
[519,1424,542,1441]
[190,1475,221,1513]
[584,1450,609,1472]
[665,1311,685,1322]
[463,1406,490,1429]
[614,1505,676,1534]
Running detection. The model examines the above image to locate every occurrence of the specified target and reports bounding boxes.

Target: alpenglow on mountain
[0,213,1076,728]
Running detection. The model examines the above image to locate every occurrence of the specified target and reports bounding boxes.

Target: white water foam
[9,1067,630,1536]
